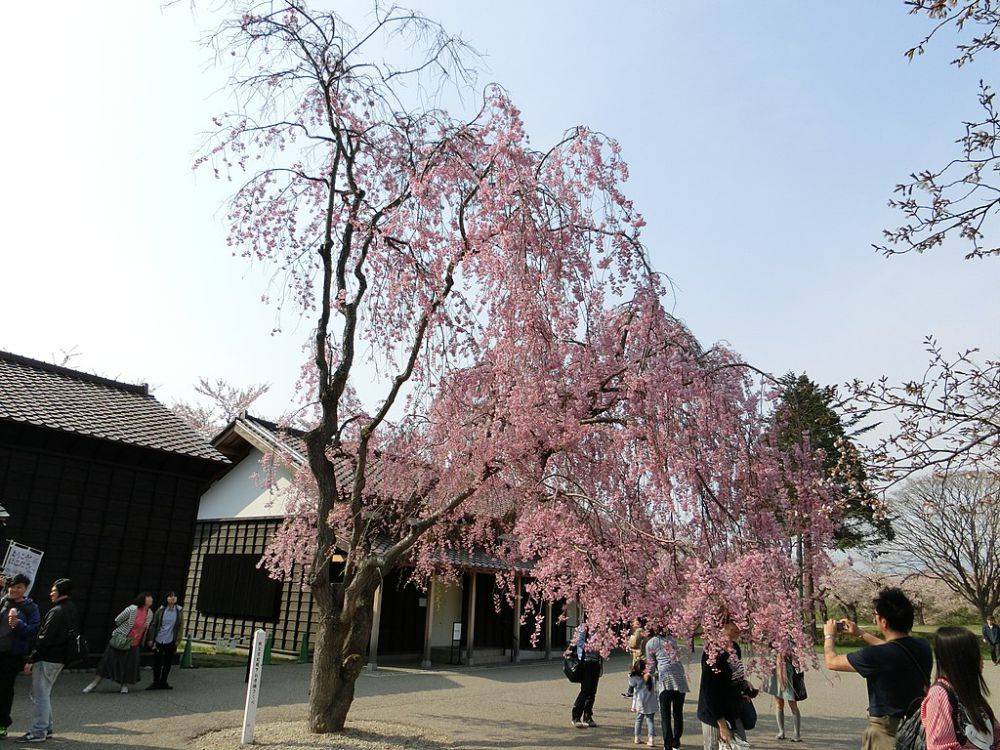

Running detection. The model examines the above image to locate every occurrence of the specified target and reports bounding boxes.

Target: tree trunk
[308,585,376,733]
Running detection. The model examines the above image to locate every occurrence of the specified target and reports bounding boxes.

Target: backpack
[894,640,932,750]
[895,681,965,750]
[65,617,89,667]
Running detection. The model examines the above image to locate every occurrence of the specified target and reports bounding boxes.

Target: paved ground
[9,655,1000,749]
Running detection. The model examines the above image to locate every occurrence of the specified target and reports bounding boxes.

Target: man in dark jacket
[983,615,1000,665]
[0,575,40,737]
[17,579,77,744]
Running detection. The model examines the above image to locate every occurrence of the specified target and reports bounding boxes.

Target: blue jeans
[635,712,656,738]
[29,662,63,738]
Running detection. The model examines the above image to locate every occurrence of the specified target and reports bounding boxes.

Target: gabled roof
[0,351,229,464]
[211,413,376,491]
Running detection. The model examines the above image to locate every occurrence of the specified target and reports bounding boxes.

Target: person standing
[565,623,602,729]
[645,628,689,749]
[146,592,183,690]
[627,658,659,747]
[920,626,999,749]
[698,619,755,750]
[17,578,78,744]
[823,587,932,750]
[83,593,153,694]
[762,652,801,742]
[629,619,649,665]
[983,615,1000,666]
[0,575,40,738]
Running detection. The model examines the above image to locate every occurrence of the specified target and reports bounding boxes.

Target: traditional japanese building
[186,413,573,667]
[0,351,229,651]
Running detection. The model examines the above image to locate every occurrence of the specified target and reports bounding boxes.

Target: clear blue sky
[1,1,997,418]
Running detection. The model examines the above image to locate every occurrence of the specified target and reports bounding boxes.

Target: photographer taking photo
[823,587,931,750]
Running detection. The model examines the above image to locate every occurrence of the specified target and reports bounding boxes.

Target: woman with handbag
[83,593,153,694]
[697,618,756,750]
[762,652,803,742]
[919,626,999,750]
[565,623,602,729]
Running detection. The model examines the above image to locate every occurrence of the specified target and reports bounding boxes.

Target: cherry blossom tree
[171,377,270,438]
[887,472,1000,620]
[856,3,1000,493]
[879,0,1000,260]
[200,1,842,732]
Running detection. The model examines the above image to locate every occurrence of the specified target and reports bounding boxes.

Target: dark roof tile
[0,351,229,464]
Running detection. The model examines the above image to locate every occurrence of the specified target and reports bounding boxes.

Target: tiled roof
[0,351,229,464]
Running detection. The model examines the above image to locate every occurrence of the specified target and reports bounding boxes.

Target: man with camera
[822,587,931,750]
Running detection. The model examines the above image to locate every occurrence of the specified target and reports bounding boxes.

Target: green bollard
[297,633,310,664]
[180,639,194,669]
[263,633,274,665]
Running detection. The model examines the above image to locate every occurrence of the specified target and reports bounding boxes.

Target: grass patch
[183,640,297,669]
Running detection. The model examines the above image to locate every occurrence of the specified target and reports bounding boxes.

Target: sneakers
[572,720,587,729]
[119,685,129,694]
[647,739,654,747]
[584,717,597,728]
[146,683,162,690]
[633,737,640,745]
[15,733,45,743]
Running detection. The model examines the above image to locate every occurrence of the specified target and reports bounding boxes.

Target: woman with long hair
[83,592,153,694]
[920,626,1000,750]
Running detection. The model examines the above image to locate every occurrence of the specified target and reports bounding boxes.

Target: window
[198,554,282,621]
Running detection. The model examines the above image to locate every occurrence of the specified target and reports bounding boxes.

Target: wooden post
[422,577,436,668]
[464,573,477,666]
[241,629,267,745]
[367,584,383,673]
[544,600,553,660]
[512,573,522,663]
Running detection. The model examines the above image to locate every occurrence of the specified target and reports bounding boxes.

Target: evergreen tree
[773,373,891,549]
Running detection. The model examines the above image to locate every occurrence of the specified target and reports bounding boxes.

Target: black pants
[991,642,1000,664]
[152,642,177,686]
[0,652,25,727]
[572,660,601,721]
[658,689,685,748]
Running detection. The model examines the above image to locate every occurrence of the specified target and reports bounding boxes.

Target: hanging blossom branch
[878,0,1000,259]
[847,336,1000,491]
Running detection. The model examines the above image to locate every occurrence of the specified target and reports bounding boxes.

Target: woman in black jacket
[697,619,757,749]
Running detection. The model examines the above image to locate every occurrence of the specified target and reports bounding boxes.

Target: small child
[627,658,658,746]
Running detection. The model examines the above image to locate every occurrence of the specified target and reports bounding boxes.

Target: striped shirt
[920,682,1000,750]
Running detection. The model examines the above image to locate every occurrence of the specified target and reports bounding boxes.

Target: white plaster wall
[429,580,464,648]
[198,448,293,520]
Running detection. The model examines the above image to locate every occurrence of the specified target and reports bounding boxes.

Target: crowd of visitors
[0,573,184,743]
[566,587,997,750]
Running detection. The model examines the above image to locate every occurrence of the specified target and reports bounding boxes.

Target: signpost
[450,621,462,665]
[241,629,267,745]
[1,542,43,594]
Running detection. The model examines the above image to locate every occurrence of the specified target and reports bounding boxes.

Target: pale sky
[1,1,997,420]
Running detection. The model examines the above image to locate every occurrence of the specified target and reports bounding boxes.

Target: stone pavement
[10,655,1000,749]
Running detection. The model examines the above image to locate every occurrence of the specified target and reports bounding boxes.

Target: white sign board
[241,629,267,745]
[2,542,43,595]
[452,622,462,641]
